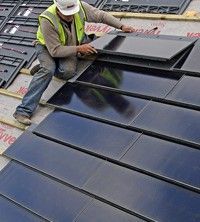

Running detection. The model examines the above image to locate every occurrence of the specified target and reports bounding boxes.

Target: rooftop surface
[0,0,200,221]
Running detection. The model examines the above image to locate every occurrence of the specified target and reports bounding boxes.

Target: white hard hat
[54,0,80,16]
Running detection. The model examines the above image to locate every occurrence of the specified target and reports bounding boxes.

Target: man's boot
[13,112,32,125]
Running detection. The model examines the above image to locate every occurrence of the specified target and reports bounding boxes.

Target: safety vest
[36,2,86,46]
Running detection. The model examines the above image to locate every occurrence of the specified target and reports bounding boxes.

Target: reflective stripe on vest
[36,2,86,46]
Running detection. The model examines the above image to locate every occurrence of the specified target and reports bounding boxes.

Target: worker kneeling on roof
[13,0,134,125]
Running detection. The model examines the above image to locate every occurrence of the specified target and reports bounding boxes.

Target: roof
[0,0,200,221]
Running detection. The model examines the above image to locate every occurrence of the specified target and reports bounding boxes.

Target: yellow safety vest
[37,2,86,46]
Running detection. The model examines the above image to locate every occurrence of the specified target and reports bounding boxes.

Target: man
[13,0,134,125]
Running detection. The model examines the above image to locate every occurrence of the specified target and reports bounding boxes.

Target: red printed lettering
[187,32,200,38]
[8,137,16,145]
[16,86,28,96]
[134,29,161,35]
[0,128,16,145]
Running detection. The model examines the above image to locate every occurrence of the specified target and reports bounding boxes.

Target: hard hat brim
[57,4,80,16]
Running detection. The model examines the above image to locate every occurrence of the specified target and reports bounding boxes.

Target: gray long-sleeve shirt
[40,2,123,58]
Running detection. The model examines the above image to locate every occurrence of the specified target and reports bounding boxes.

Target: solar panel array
[2,36,200,221]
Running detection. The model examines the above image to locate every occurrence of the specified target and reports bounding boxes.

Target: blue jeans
[15,44,76,117]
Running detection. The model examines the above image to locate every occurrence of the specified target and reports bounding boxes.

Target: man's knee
[35,66,56,80]
[56,67,76,80]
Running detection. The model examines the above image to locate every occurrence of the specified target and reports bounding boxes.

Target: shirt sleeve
[40,18,77,58]
[82,2,123,29]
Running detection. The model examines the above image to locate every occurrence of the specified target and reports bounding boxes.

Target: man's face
[57,9,74,22]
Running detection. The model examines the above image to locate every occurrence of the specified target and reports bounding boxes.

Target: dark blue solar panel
[76,200,145,222]
[181,40,200,73]
[166,76,200,107]
[121,135,200,190]
[0,195,45,222]
[48,83,149,125]
[84,163,200,222]
[4,132,103,188]
[1,18,200,222]
[0,162,92,222]
[130,102,200,146]
[77,63,178,98]
[34,111,140,160]
[91,34,194,61]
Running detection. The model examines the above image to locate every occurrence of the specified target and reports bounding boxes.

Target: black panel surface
[100,0,191,14]
[90,34,115,50]
[0,42,35,62]
[7,17,38,26]
[0,16,5,29]
[0,55,25,88]
[166,76,200,107]
[0,35,34,46]
[95,46,190,71]
[130,102,200,145]
[121,135,200,190]
[0,5,16,17]
[82,0,103,7]
[91,34,194,61]
[181,40,200,73]
[0,195,45,222]
[0,161,92,221]
[84,163,200,222]
[1,22,37,39]
[11,0,52,18]
[78,63,178,98]
[34,111,140,160]
[19,0,52,7]
[13,8,42,19]
[48,83,149,125]
[76,200,145,222]
[5,132,103,188]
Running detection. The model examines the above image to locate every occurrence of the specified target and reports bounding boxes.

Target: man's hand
[77,44,97,55]
[121,25,135,33]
